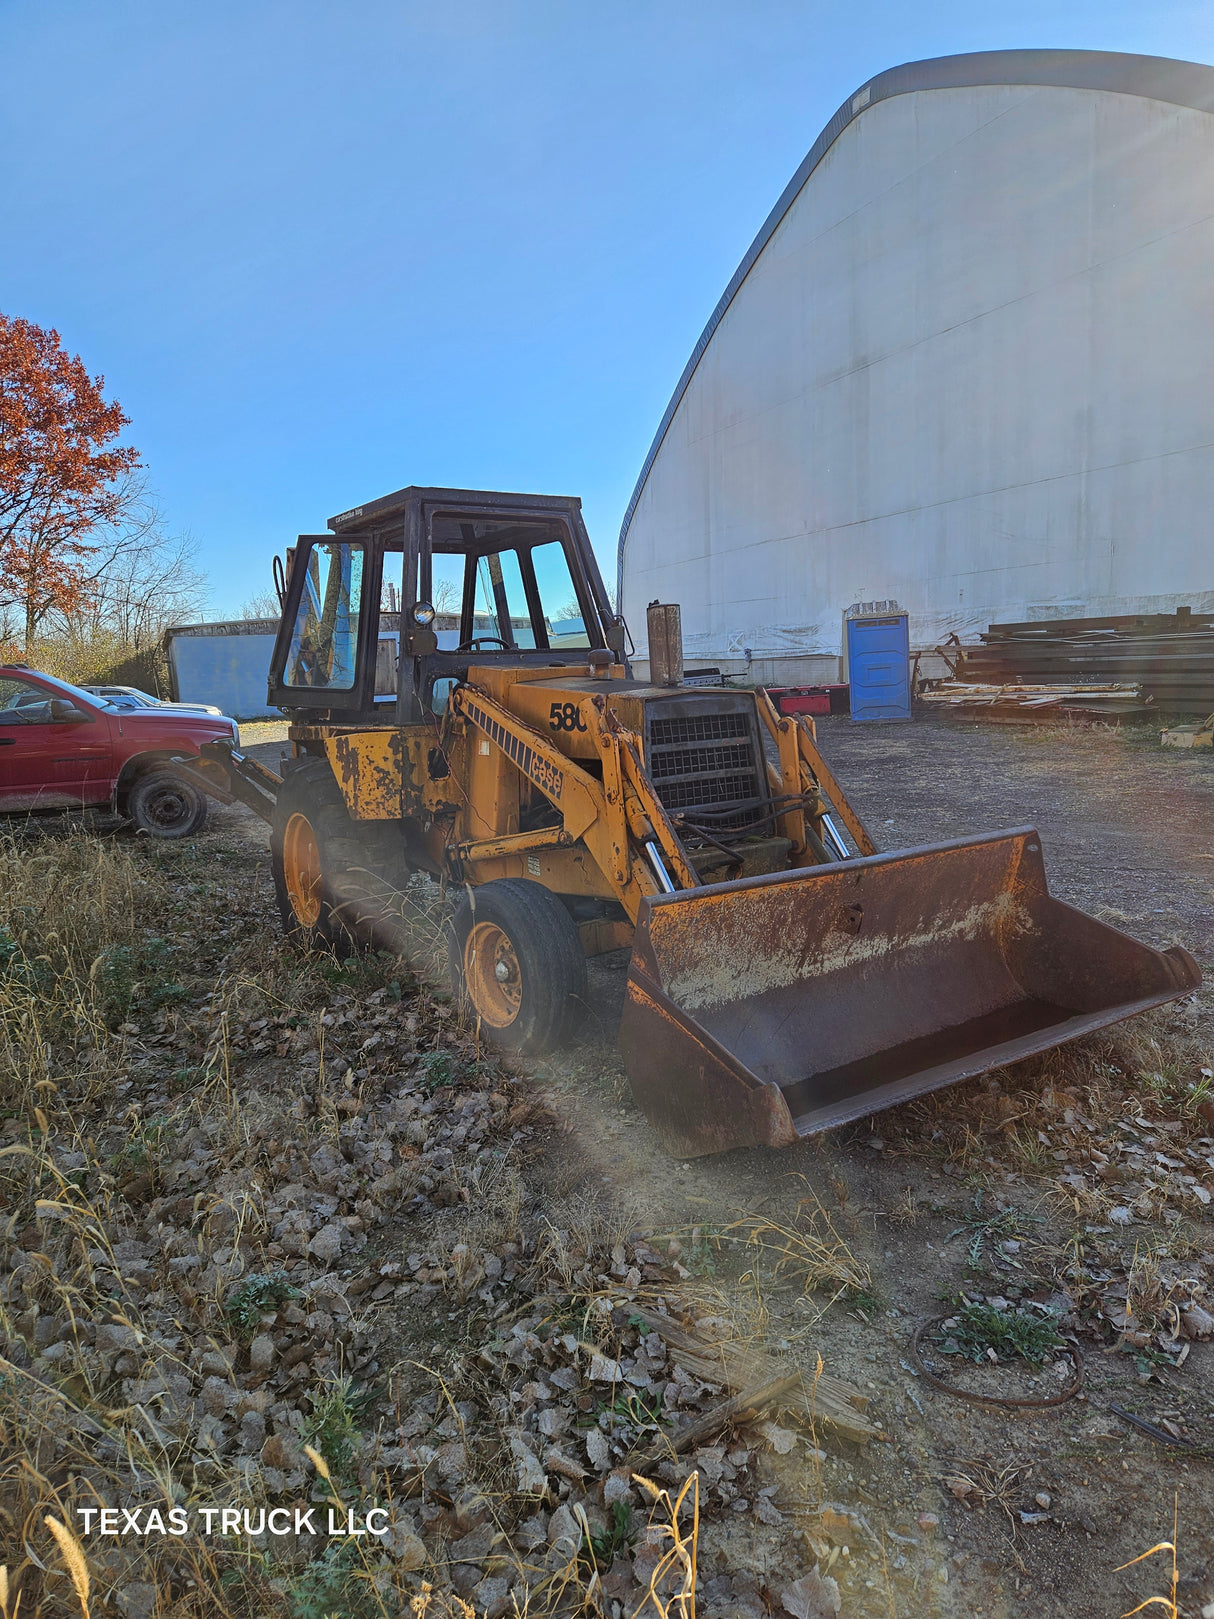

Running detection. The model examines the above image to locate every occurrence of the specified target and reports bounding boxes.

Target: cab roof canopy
[328,486,584,534]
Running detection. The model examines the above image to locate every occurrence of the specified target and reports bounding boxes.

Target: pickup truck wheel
[448,879,586,1053]
[271,758,409,952]
[128,770,208,839]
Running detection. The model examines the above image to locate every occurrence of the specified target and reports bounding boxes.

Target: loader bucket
[619,829,1200,1158]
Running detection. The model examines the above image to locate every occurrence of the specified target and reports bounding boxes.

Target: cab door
[0,676,113,809]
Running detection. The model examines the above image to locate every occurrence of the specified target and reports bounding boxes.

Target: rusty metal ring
[911,1316,1084,1409]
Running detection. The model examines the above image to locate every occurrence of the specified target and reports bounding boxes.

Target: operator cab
[267,486,625,723]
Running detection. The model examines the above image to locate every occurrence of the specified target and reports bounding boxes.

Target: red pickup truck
[0,665,238,837]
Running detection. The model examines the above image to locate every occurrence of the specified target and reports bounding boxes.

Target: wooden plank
[619,1304,879,1447]
[632,1371,804,1469]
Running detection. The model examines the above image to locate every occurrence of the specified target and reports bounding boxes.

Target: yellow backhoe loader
[190,485,1200,1157]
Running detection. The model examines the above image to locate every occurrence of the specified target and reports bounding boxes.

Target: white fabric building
[617,49,1214,682]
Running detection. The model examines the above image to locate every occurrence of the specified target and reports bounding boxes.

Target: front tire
[128,769,208,839]
[271,758,408,951]
[448,879,587,1053]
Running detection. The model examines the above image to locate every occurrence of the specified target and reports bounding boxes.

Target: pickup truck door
[0,676,114,809]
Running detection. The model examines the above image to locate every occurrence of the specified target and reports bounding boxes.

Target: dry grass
[939,1457,1027,1520]
[40,1521,89,1619]
[1115,1497,1180,1619]
[725,1181,873,1313]
[0,830,426,1617]
[630,1472,698,1619]
[0,828,683,1618]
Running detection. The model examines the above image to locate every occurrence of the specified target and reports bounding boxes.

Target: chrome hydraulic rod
[821,814,852,861]
[645,840,678,893]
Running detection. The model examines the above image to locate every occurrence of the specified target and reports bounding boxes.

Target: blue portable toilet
[843,603,912,723]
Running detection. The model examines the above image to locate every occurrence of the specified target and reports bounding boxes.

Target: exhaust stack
[647,601,683,687]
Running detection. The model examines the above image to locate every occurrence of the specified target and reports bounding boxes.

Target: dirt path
[222,715,1214,1617]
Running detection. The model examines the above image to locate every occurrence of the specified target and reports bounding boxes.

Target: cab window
[473,550,536,648]
[430,552,469,649]
[468,539,587,650]
[532,539,588,647]
[285,542,364,690]
[0,676,55,724]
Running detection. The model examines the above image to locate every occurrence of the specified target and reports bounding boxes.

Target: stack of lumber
[919,679,1145,719]
[957,609,1214,714]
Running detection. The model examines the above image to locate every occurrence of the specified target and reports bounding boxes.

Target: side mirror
[430,677,457,716]
[49,699,90,723]
[606,617,628,655]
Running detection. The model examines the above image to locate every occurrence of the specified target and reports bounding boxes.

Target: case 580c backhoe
[189,485,1200,1158]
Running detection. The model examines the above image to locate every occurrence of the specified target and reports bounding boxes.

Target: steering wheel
[456,636,511,651]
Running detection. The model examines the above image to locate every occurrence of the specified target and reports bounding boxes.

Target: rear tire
[128,770,208,839]
[448,878,587,1054]
[271,758,408,951]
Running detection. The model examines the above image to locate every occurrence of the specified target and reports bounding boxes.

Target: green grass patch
[224,1270,300,1337]
[936,1301,1065,1367]
[584,1500,635,1570]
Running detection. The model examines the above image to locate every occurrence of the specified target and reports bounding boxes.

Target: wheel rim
[464,921,522,1027]
[145,785,193,829]
[283,812,323,928]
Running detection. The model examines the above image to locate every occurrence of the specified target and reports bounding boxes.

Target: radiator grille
[648,712,749,746]
[657,774,763,813]
[649,743,753,780]
[645,702,768,829]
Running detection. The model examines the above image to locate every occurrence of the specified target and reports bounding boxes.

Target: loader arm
[755,688,877,859]
[451,681,695,921]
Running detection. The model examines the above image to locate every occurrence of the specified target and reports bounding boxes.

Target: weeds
[935,1300,1065,1366]
[1116,1496,1180,1619]
[583,1500,635,1569]
[940,1458,1027,1519]
[286,1540,380,1619]
[224,1269,300,1337]
[595,1385,667,1433]
[418,1050,456,1092]
[304,1377,377,1482]
[946,1193,1041,1266]
[728,1181,872,1309]
[43,1515,90,1619]
[683,1226,723,1278]
[632,1471,699,1619]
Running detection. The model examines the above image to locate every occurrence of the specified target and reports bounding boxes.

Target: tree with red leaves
[0,314,141,652]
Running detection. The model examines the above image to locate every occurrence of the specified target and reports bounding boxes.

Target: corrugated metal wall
[621,68,1214,673]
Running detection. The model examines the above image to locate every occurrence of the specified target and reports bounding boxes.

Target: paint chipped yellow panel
[325,733,403,819]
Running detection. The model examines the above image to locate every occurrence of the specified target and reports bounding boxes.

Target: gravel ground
[816,711,1213,956]
[218,710,1214,1618]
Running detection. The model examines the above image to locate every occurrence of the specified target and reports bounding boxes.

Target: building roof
[615,47,1214,600]
[166,619,280,638]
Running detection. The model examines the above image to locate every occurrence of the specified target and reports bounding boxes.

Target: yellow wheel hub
[283,812,323,928]
[464,921,522,1028]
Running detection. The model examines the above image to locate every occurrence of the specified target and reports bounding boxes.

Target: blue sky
[4,0,1213,618]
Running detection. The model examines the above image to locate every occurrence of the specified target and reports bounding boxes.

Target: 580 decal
[549,702,587,733]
